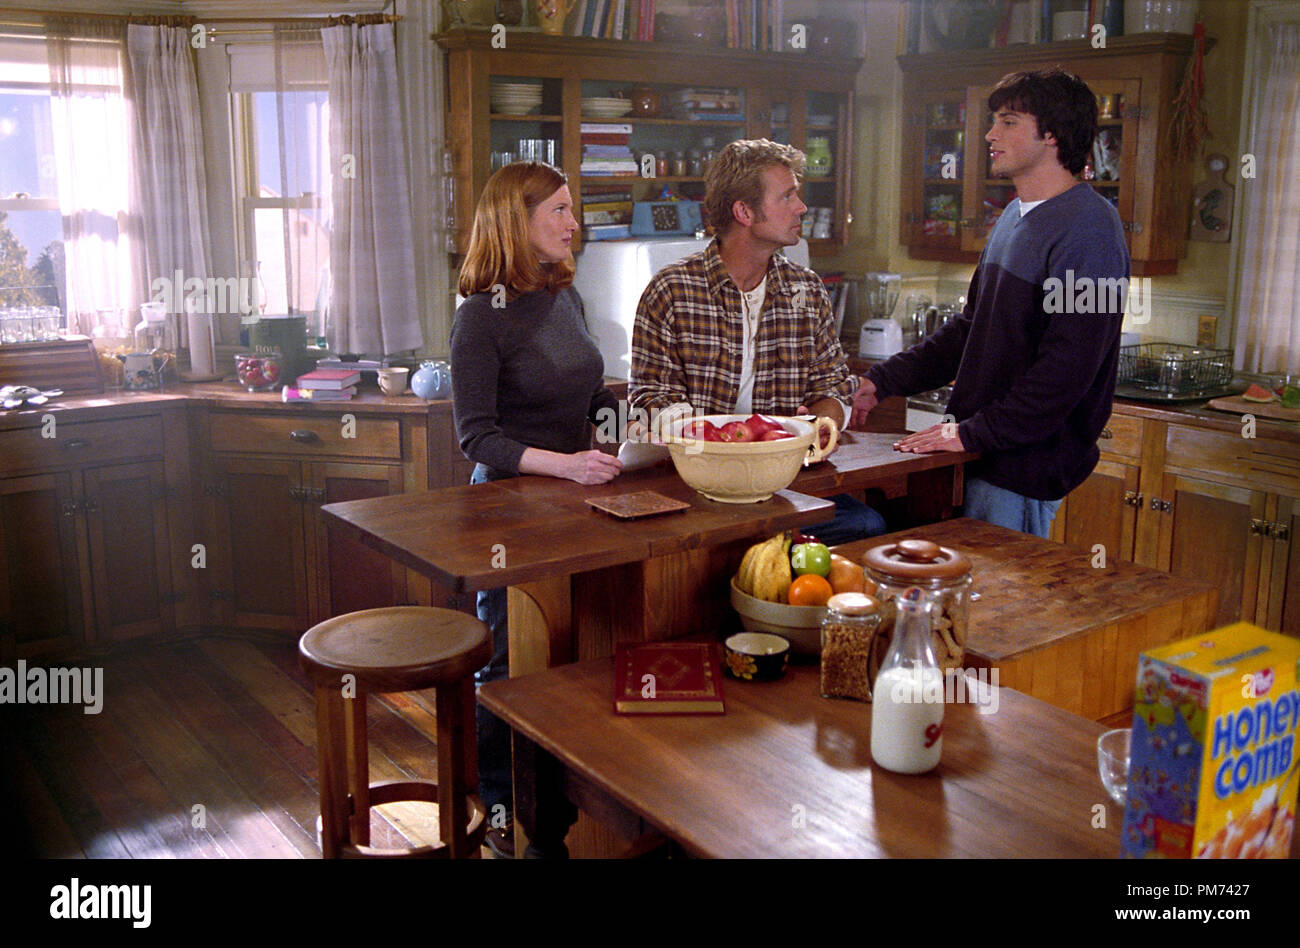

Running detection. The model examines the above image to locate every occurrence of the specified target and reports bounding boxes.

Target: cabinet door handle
[1123,491,1143,508]
[1270,521,1291,543]
[82,495,99,515]
[61,438,91,450]
[62,500,78,519]
[1150,497,1172,513]
[289,429,320,444]
[1099,427,1113,440]
[1250,518,1269,537]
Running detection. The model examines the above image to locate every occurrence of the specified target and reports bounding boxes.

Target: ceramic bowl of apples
[663,413,839,503]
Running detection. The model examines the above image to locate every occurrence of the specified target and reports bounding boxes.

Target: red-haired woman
[451,161,622,856]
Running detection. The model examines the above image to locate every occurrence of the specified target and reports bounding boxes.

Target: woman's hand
[565,449,624,485]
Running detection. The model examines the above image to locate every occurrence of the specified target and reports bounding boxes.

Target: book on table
[613,641,725,714]
[295,368,362,390]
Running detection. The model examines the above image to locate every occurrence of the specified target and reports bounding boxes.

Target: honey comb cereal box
[1122,623,1300,858]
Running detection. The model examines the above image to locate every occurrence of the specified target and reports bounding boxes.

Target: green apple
[790,542,832,577]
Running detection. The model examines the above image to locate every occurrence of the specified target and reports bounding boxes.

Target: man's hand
[566,449,624,484]
[893,423,966,454]
[850,378,878,429]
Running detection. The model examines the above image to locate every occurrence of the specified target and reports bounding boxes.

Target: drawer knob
[1099,427,1113,440]
[289,429,320,444]
[61,438,91,450]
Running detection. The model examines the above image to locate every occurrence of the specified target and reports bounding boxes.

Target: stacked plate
[491,81,543,116]
[582,96,633,118]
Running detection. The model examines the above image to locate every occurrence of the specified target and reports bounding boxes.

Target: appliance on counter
[856,272,903,358]
[572,236,810,381]
[905,385,953,433]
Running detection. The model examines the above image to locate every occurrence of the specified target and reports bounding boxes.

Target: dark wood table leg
[511,731,577,859]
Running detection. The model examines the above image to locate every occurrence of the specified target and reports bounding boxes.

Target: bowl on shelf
[662,413,837,503]
[729,577,827,656]
[581,96,633,118]
[234,352,283,392]
[723,632,791,681]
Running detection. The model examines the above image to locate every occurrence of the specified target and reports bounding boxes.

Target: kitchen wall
[821,0,1250,349]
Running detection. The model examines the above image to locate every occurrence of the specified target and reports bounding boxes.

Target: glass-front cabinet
[899,34,1204,275]
[438,29,860,256]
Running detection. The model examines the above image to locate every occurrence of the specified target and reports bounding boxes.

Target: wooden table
[834,519,1220,722]
[479,658,1123,858]
[321,439,972,673]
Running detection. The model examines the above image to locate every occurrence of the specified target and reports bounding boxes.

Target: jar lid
[826,592,878,615]
[862,538,970,581]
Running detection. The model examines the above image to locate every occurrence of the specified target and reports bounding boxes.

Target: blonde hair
[458,162,575,298]
[704,139,805,238]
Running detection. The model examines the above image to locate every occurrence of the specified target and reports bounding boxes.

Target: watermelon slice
[1242,383,1278,403]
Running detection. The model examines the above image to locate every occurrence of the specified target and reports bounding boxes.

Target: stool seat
[299,605,490,693]
[299,606,492,859]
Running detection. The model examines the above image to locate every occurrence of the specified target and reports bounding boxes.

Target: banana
[753,533,793,603]
[736,541,761,595]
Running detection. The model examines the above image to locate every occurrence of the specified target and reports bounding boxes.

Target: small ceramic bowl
[724,632,790,682]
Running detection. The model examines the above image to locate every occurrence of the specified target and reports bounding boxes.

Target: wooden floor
[1,635,477,859]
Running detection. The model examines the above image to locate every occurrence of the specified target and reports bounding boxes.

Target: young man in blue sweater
[853,68,1129,537]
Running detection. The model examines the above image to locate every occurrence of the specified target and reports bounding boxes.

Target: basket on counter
[1117,343,1233,396]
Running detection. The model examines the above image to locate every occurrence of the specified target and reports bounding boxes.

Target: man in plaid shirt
[629,138,885,542]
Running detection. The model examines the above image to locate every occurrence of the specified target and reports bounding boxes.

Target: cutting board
[1207,395,1300,423]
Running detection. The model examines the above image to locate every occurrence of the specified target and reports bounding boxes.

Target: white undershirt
[1019,198,1046,216]
[733,276,767,414]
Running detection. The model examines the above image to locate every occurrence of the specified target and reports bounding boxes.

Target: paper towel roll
[186,309,216,376]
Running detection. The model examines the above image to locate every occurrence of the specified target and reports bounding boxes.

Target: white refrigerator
[573,236,810,381]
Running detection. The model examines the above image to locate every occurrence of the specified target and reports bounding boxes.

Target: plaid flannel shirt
[629,239,858,417]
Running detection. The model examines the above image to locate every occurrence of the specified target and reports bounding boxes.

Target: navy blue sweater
[868,184,1129,500]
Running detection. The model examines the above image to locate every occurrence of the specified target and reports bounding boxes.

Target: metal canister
[861,538,972,674]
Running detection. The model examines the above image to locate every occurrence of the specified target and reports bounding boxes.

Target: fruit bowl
[730,576,827,656]
[663,414,837,503]
[234,352,283,392]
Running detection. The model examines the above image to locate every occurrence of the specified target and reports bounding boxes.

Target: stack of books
[572,0,656,40]
[582,189,633,227]
[580,123,637,178]
[670,88,744,122]
[282,367,360,402]
[724,1,786,51]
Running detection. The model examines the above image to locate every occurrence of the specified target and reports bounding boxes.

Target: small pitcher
[534,0,574,34]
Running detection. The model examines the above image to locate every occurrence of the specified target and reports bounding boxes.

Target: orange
[826,554,865,594]
[787,573,834,607]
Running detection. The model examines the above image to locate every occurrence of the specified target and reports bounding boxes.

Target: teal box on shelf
[249,315,311,385]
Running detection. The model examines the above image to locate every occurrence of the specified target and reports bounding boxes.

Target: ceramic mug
[378,366,409,396]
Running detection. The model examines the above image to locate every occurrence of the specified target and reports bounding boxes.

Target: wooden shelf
[491,113,563,122]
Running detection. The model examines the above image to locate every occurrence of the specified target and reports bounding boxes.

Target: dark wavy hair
[987,68,1099,175]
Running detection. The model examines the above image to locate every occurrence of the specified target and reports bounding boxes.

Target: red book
[295,368,362,390]
[614,642,725,714]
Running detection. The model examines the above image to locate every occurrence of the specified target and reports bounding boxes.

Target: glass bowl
[1097,728,1130,807]
[234,352,283,392]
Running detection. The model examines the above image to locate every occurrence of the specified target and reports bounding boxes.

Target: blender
[857,273,903,358]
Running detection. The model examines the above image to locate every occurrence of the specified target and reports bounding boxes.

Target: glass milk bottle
[870,586,944,774]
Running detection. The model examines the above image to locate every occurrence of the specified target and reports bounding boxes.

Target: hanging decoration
[1169,20,1210,161]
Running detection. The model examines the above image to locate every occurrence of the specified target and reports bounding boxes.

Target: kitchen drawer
[0,414,162,476]
[1097,413,1143,460]
[1164,424,1300,497]
[208,411,402,461]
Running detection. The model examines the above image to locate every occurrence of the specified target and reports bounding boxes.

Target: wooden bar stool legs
[299,606,493,859]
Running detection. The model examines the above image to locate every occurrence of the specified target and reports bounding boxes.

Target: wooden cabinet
[201,407,435,635]
[0,410,190,659]
[436,29,859,255]
[1050,412,1145,564]
[899,34,1202,275]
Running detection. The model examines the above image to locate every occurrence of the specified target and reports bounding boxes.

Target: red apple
[745,413,782,437]
[720,420,757,442]
[760,428,795,441]
[680,419,722,442]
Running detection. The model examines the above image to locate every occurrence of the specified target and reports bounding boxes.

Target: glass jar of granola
[820,592,880,701]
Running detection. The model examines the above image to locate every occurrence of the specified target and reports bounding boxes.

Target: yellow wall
[821,0,1250,310]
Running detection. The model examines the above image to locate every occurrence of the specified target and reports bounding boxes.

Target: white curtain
[1233,19,1300,374]
[321,20,422,355]
[125,24,212,340]
[44,17,143,337]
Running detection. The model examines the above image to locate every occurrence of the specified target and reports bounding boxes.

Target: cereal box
[1121,623,1300,859]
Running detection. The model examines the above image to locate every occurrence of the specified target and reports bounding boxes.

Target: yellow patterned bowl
[663,414,837,504]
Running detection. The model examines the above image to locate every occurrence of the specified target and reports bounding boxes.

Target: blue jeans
[812,493,890,546]
[963,477,1062,538]
[470,464,513,817]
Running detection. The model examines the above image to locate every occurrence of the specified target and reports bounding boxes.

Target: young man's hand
[893,423,965,454]
[850,378,878,428]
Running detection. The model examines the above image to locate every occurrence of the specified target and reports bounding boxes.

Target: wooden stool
[299,606,492,858]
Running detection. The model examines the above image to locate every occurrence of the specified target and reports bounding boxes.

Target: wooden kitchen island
[320,432,975,675]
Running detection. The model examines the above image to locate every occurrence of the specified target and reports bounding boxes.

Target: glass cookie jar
[862,538,972,675]
[820,592,880,701]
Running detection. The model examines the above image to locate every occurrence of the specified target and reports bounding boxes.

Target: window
[228,39,331,337]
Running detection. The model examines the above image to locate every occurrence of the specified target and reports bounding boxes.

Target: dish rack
[1117,343,1234,396]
